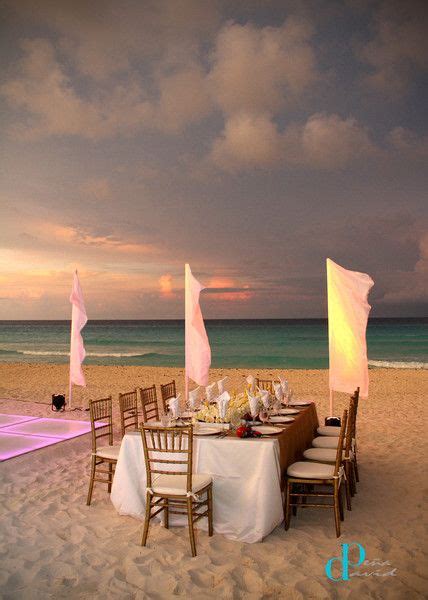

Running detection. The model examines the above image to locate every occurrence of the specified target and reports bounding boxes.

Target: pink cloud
[158,274,174,297]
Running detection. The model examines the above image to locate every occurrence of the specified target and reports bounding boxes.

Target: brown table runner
[219,403,319,489]
[275,404,319,489]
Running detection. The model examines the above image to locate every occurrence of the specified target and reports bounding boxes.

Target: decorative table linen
[110,404,318,543]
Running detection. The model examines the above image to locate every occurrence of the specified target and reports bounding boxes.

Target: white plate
[269,416,295,423]
[252,425,283,435]
[289,400,312,406]
[275,408,299,415]
[194,427,222,436]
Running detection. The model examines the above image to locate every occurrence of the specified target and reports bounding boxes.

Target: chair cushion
[312,436,344,449]
[95,445,121,460]
[287,461,336,479]
[317,425,341,436]
[303,447,353,462]
[303,447,337,462]
[150,473,212,496]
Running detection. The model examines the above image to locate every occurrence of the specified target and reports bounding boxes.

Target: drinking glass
[259,409,269,424]
[161,413,171,427]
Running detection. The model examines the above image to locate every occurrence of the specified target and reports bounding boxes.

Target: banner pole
[329,389,334,417]
[68,310,73,411]
[68,378,72,411]
[185,374,189,405]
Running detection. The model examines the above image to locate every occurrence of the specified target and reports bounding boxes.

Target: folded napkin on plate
[168,394,181,418]
[278,375,288,395]
[216,391,230,419]
[246,375,256,392]
[247,392,259,418]
[258,388,271,408]
[188,387,200,410]
[217,376,228,394]
[273,382,284,402]
[205,382,217,403]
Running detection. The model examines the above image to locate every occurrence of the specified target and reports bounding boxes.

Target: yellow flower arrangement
[195,390,249,423]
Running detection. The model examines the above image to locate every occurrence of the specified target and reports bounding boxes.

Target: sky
[0,0,427,319]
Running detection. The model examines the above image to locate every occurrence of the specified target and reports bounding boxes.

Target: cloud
[155,65,213,132]
[81,178,111,201]
[387,127,428,160]
[357,0,428,94]
[296,113,377,169]
[158,274,173,297]
[209,17,317,116]
[211,112,377,172]
[1,39,153,140]
[6,0,221,80]
[211,113,284,171]
[206,277,253,301]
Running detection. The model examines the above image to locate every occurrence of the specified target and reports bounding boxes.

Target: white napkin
[217,376,228,395]
[188,387,200,410]
[258,388,271,408]
[168,394,181,418]
[246,375,256,392]
[247,393,259,418]
[205,382,217,403]
[279,376,288,395]
[216,391,230,419]
[273,382,284,402]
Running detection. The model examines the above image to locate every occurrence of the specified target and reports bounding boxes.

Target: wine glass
[259,408,269,424]
[161,413,171,427]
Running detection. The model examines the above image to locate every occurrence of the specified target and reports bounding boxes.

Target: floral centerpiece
[194,390,250,424]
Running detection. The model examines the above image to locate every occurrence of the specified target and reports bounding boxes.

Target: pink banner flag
[327,258,374,399]
[69,271,88,387]
[185,263,211,386]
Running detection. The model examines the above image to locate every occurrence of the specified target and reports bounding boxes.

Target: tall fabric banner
[185,263,211,387]
[327,258,374,399]
[69,271,88,400]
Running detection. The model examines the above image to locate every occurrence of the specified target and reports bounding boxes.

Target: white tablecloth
[110,431,284,543]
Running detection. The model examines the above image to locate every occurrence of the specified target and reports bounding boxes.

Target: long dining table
[110,403,318,543]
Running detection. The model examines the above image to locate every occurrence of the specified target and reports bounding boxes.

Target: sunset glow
[1,1,427,319]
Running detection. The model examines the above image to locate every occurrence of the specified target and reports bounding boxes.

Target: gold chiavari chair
[160,380,177,414]
[86,396,120,506]
[140,424,213,557]
[284,410,348,537]
[303,398,356,509]
[255,378,273,394]
[316,388,360,437]
[310,391,359,492]
[139,385,160,423]
[119,389,139,437]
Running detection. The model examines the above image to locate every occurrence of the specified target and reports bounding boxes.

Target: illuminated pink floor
[0,414,102,461]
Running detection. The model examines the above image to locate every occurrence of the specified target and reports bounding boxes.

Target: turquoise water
[0,319,426,369]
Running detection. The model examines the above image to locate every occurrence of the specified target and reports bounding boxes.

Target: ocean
[0,319,426,369]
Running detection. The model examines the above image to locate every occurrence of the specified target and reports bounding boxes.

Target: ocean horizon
[0,318,426,369]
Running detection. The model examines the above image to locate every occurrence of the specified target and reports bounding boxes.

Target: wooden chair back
[255,378,273,393]
[334,409,348,477]
[141,425,193,493]
[352,389,359,438]
[89,396,113,453]
[344,400,355,459]
[119,389,139,437]
[139,385,160,422]
[160,380,177,414]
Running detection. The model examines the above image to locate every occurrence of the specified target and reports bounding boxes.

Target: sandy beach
[0,364,427,599]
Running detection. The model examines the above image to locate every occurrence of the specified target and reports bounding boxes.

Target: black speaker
[325,416,341,427]
[52,394,66,412]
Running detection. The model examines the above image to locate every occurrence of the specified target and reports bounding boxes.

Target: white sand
[0,365,427,599]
